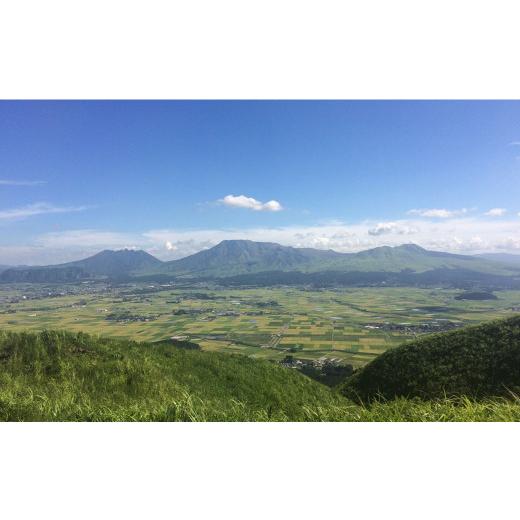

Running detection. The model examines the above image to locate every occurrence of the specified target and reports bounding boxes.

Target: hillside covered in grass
[0,329,346,421]
[1,323,520,421]
[341,315,520,402]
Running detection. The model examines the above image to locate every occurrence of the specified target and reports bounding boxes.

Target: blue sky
[1,101,519,264]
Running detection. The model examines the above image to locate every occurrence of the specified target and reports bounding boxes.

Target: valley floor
[1,282,519,367]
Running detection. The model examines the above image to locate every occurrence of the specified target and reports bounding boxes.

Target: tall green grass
[1,329,520,421]
[0,329,344,421]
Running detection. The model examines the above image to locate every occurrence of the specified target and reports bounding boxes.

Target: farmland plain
[2,282,520,367]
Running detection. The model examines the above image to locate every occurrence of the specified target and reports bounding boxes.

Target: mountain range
[159,240,516,277]
[1,240,519,286]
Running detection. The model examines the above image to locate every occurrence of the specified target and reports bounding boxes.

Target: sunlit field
[1,283,519,367]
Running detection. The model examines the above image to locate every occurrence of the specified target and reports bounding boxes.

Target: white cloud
[140,217,520,259]
[407,208,468,218]
[368,222,419,236]
[262,200,283,212]
[5,215,520,265]
[484,208,507,217]
[219,194,283,212]
[0,202,88,221]
[509,142,520,146]
[0,179,46,186]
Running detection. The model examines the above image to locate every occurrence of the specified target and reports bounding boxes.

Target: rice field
[1,283,519,366]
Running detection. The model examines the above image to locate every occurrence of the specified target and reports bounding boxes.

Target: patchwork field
[1,282,519,366]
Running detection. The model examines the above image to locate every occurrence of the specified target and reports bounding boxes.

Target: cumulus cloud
[368,222,419,236]
[484,208,507,217]
[140,217,520,259]
[219,194,283,212]
[0,202,88,221]
[0,179,46,186]
[5,214,520,265]
[407,208,468,218]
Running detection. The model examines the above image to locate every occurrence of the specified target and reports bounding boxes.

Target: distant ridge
[159,240,515,278]
[0,240,518,284]
[159,240,341,277]
[64,249,162,276]
[0,249,161,282]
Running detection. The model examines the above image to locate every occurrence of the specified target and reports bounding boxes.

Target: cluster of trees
[454,291,498,300]
[105,311,158,322]
[172,308,204,315]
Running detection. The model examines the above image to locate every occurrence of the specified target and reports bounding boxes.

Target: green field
[1,283,519,367]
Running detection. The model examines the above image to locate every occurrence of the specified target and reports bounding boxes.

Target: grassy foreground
[1,329,520,421]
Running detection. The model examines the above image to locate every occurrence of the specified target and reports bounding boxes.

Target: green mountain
[316,243,515,274]
[1,241,517,284]
[340,315,520,401]
[159,239,341,276]
[64,248,162,276]
[0,249,162,282]
[160,240,515,278]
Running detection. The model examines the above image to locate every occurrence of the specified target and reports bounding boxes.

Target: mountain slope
[0,249,162,282]
[340,315,520,401]
[160,240,515,278]
[160,240,342,276]
[316,244,514,274]
[1,241,517,283]
[0,329,345,421]
[65,249,162,276]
